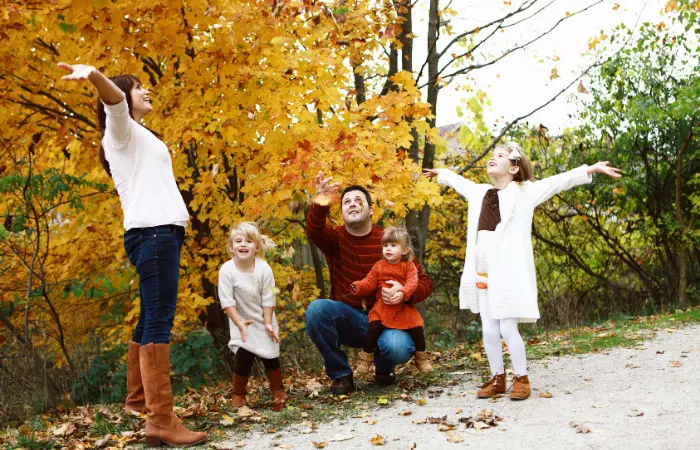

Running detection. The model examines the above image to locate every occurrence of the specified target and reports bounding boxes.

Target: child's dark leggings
[234,348,280,376]
[363,321,426,353]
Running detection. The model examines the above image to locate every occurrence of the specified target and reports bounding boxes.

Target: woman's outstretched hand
[57,63,96,81]
[587,161,622,178]
[422,169,438,179]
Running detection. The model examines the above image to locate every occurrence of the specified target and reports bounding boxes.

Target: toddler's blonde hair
[227,222,276,257]
[382,226,415,262]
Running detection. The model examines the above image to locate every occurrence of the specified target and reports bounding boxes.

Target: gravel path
[222,325,700,449]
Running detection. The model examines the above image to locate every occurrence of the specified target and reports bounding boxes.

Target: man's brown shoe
[329,374,355,395]
[509,375,531,400]
[476,373,506,398]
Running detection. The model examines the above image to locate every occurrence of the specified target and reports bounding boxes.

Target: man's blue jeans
[124,224,184,344]
[305,299,416,380]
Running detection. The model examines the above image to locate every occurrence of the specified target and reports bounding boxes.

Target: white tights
[478,295,528,376]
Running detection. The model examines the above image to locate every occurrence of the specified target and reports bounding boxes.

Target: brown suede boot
[124,341,146,414]
[476,373,506,398]
[509,375,531,400]
[140,343,206,447]
[231,373,249,409]
[354,350,374,375]
[266,368,288,410]
[413,351,433,372]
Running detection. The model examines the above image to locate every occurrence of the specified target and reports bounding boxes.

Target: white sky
[410,0,668,131]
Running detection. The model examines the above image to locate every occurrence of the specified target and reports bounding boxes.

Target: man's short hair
[340,185,372,207]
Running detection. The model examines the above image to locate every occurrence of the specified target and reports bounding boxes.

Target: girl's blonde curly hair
[226,222,276,257]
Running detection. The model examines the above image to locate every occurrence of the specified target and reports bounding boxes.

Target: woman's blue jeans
[305,299,416,380]
[124,224,184,344]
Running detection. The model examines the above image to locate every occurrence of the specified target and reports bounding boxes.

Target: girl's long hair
[96,74,140,176]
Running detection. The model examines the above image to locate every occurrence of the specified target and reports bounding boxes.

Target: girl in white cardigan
[425,143,621,400]
[218,222,287,409]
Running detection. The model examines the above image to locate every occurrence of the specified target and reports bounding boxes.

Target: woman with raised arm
[57,63,206,448]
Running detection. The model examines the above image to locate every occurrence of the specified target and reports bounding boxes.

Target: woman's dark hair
[96,74,140,176]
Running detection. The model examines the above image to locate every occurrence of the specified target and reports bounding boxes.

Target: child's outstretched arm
[351,262,381,297]
[529,161,622,206]
[261,263,280,344]
[424,168,477,201]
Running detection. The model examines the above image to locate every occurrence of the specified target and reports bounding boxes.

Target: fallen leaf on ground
[412,418,428,425]
[628,409,644,417]
[220,414,235,426]
[445,430,464,443]
[625,364,641,369]
[427,415,447,424]
[364,419,377,425]
[237,406,255,418]
[312,442,327,449]
[377,398,389,405]
[416,398,427,406]
[370,434,385,446]
[569,421,592,433]
[438,422,456,431]
[400,410,413,416]
[670,360,682,368]
[53,423,76,437]
[455,408,463,415]
[656,350,665,354]
[94,434,111,448]
[328,434,354,442]
[473,421,491,430]
[538,391,553,398]
[235,441,247,448]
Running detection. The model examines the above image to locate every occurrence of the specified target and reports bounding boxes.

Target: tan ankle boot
[413,351,433,372]
[124,341,146,414]
[354,350,374,375]
[476,373,506,398]
[231,373,249,408]
[509,375,531,400]
[140,343,206,447]
[266,368,287,410]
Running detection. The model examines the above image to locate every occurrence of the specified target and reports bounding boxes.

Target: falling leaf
[370,434,385,446]
[612,3,620,10]
[549,67,560,80]
[400,410,413,416]
[312,442,327,449]
[538,391,553,398]
[446,430,465,443]
[503,1,512,4]
[670,360,682,368]
[577,80,589,94]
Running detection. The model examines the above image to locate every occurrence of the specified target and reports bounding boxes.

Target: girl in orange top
[351,227,433,374]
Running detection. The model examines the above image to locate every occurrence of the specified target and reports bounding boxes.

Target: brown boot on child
[231,374,249,408]
[266,368,288,410]
[413,351,433,372]
[476,373,506,398]
[509,375,531,400]
[354,350,374,375]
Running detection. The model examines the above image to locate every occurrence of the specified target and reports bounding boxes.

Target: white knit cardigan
[437,166,592,322]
